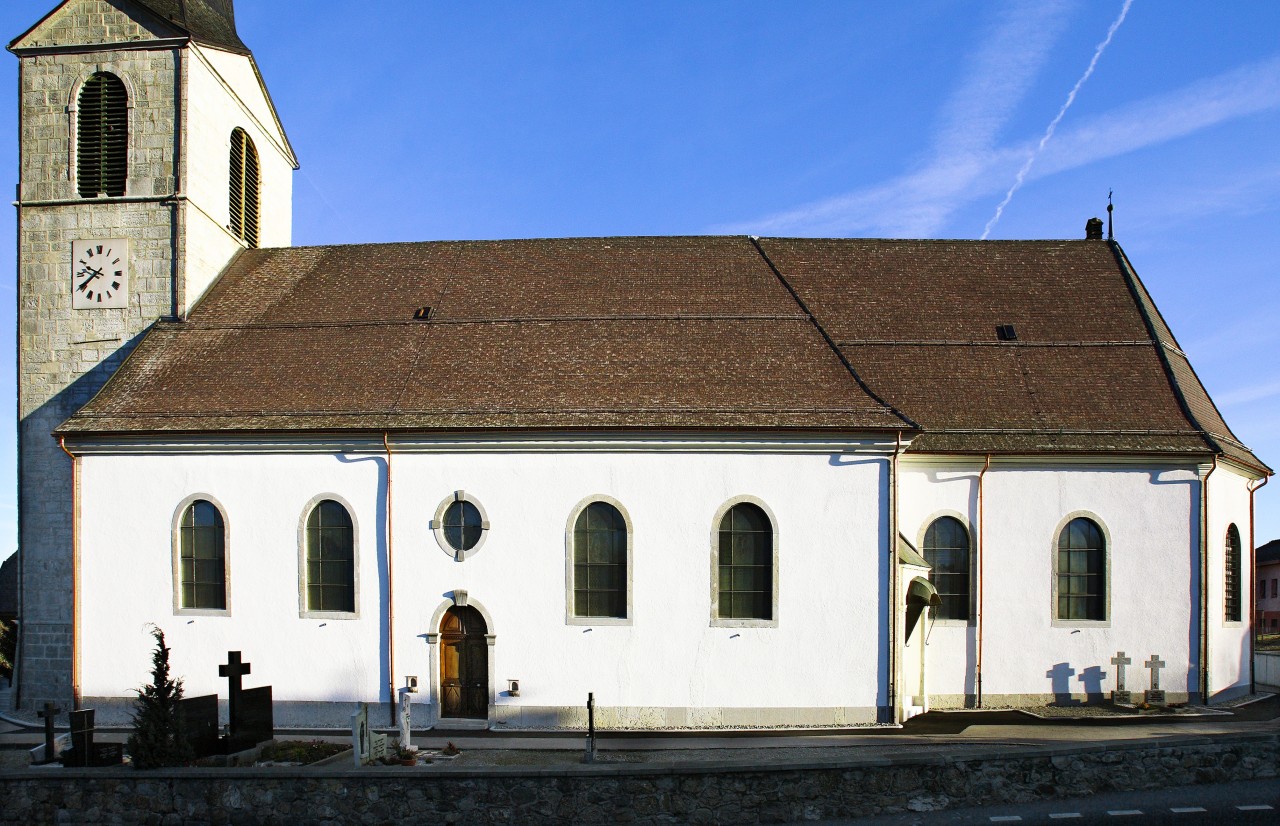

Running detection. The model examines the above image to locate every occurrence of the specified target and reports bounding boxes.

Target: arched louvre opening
[229,127,261,247]
[77,72,128,198]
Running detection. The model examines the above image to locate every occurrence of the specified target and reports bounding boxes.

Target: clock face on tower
[71,238,130,310]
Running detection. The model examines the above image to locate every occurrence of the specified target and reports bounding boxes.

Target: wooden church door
[439,606,489,719]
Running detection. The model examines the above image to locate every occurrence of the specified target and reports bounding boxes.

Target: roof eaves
[1107,240,1269,475]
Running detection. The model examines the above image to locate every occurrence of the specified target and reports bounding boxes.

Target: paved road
[799,778,1280,825]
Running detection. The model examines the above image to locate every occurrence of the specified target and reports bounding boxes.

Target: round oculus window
[443,500,483,552]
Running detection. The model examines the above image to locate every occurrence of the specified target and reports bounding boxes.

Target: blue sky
[0,0,1277,552]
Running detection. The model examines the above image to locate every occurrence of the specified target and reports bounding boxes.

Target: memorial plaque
[1112,690,1133,705]
[91,743,123,766]
[1145,689,1166,705]
[179,694,220,758]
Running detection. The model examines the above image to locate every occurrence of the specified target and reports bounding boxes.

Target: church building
[8,1,1271,729]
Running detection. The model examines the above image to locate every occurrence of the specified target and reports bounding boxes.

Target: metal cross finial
[1111,651,1132,691]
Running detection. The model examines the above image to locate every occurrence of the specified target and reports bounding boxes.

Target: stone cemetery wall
[0,733,1277,824]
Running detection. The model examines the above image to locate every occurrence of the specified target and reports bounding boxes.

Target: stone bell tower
[8,0,296,712]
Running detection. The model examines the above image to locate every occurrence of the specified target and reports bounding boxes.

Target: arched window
[572,501,627,618]
[717,502,773,621]
[923,516,970,621]
[1056,517,1106,621]
[77,72,128,197]
[229,127,260,247]
[179,499,225,610]
[1225,524,1242,622]
[305,499,354,613]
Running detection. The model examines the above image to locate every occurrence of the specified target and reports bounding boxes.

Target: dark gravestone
[226,685,273,752]
[60,708,121,767]
[179,694,221,757]
[65,708,94,768]
[37,703,61,764]
[219,651,251,738]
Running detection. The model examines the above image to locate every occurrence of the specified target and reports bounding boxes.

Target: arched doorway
[439,605,489,719]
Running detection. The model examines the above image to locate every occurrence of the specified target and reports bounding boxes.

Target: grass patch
[258,740,347,764]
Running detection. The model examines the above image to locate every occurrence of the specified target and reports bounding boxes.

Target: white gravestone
[399,691,413,751]
[350,703,389,766]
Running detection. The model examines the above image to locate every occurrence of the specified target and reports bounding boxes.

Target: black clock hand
[77,266,105,292]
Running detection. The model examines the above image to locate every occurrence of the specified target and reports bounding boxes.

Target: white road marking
[1107,812,1143,817]
[1237,805,1274,811]
[1049,814,1082,819]
[989,818,1023,823]
[1170,807,1207,813]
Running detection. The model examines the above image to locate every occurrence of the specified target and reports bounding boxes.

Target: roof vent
[1085,217,1104,240]
[413,306,432,321]
[996,324,1018,342]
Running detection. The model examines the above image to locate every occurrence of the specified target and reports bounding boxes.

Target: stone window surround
[297,492,361,620]
[1050,510,1112,628]
[430,490,491,561]
[564,495,634,626]
[915,509,975,627]
[170,493,231,617]
[68,67,137,198]
[710,495,780,629]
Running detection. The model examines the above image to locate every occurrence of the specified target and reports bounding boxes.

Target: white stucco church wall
[77,439,897,727]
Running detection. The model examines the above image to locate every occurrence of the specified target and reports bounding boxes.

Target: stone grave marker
[1144,654,1167,705]
[351,703,388,766]
[64,708,122,767]
[399,690,412,750]
[231,686,274,751]
[217,650,274,753]
[178,693,220,757]
[1110,651,1133,704]
[37,702,61,764]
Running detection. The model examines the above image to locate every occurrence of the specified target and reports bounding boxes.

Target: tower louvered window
[76,73,128,198]
[229,127,260,247]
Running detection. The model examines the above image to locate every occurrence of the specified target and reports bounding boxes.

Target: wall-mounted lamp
[507,679,520,697]
[406,675,419,693]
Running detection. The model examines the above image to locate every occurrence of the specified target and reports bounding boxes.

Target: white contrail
[981,0,1134,239]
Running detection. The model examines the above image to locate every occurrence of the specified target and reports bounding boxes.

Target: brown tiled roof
[135,0,248,54]
[60,236,1268,472]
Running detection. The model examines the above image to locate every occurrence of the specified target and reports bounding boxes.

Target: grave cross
[219,651,251,736]
[37,702,61,764]
[1144,654,1166,690]
[1111,652,1132,691]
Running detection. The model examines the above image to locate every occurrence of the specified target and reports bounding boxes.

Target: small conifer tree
[126,627,194,769]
